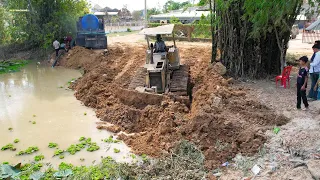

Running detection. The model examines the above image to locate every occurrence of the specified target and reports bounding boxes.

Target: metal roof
[306,19,320,30]
[139,24,175,35]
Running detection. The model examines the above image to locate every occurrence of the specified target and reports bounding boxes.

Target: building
[150,7,210,24]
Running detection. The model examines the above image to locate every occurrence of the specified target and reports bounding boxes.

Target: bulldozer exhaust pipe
[150,43,154,64]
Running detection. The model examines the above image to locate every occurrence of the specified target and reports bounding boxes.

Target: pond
[0,62,131,167]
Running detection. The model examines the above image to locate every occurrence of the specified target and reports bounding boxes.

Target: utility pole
[144,0,147,27]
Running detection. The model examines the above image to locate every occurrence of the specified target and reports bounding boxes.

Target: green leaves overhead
[2,0,89,48]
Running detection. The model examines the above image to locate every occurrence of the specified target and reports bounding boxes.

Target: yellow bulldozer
[129,24,189,97]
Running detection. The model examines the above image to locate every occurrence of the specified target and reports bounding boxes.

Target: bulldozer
[129,24,189,97]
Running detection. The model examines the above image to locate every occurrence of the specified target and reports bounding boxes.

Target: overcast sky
[89,0,200,11]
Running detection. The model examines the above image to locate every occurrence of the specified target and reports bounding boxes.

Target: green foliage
[32,163,42,171]
[242,0,302,39]
[13,139,19,143]
[198,0,209,6]
[8,127,13,131]
[79,136,86,141]
[17,146,39,155]
[3,0,89,49]
[34,155,44,162]
[170,16,181,24]
[1,143,15,151]
[32,121,36,124]
[147,8,161,19]
[54,149,64,156]
[87,142,100,152]
[48,142,58,148]
[163,0,192,13]
[113,148,120,153]
[141,154,148,162]
[0,6,11,44]
[0,60,28,74]
[104,136,121,143]
[193,14,211,38]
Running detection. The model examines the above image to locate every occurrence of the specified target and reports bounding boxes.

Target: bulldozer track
[128,67,147,89]
[128,65,190,96]
[170,65,190,96]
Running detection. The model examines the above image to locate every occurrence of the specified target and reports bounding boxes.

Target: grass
[0,60,28,74]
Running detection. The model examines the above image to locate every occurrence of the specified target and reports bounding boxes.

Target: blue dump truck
[76,14,107,49]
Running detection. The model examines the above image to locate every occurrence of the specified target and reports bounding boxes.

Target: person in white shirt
[53,39,60,57]
[309,43,320,100]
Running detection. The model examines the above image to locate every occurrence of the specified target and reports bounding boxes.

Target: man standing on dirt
[53,39,60,57]
[297,56,309,110]
[308,42,320,100]
[154,34,166,53]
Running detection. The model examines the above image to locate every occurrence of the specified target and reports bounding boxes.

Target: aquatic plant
[13,139,20,143]
[1,143,15,151]
[48,142,58,148]
[87,143,100,152]
[0,60,29,74]
[54,149,64,156]
[113,148,120,153]
[34,155,44,162]
[104,136,121,143]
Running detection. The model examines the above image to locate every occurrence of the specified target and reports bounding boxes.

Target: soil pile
[61,43,289,169]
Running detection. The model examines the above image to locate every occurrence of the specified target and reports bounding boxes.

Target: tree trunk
[217,0,300,78]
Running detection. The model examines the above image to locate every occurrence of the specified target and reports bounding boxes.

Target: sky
[88,0,200,11]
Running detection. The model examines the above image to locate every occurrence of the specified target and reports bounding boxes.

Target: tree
[3,0,89,49]
[163,0,192,13]
[214,0,304,77]
[147,8,161,19]
[132,10,141,21]
[198,0,209,6]
[170,16,181,24]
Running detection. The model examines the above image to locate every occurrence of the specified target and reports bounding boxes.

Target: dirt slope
[60,43,288,169]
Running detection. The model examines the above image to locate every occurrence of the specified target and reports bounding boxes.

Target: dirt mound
[62,43,289,169]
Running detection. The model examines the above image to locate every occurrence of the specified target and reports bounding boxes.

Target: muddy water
[0,62,132,167]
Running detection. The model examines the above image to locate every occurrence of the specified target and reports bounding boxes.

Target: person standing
[297,56,309,109]
[308,43,320,100]
[53,39,60,57]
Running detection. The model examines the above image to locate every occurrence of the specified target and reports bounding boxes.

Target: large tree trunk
[217,0,300,78]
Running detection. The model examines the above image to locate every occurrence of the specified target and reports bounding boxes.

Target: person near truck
[53,39,60,57]
[308,43,320,101]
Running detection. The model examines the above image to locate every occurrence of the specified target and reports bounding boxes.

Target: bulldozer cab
[138,24,181,93]
[140,24,181,70]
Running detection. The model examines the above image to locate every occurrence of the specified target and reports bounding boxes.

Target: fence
[105,21,145,33]
[148,23,212,41]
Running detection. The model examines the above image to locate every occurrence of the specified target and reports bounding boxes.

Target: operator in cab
[154,34,166,53]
